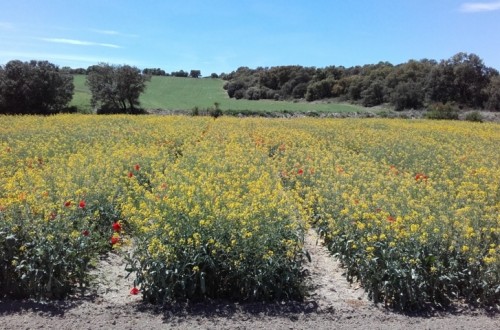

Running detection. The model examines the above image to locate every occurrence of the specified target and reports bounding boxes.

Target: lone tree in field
[86,63,150,114]
[189,70,201,78]
[0,60,74,114]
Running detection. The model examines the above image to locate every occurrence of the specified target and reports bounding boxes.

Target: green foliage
[126,213,305,304]
[189,70,201,78]
[86,63,149,114]
[425,103,459,120]
[464,111,484,122]
[142,68,166,76]
[0,60,74,114]
[171,70,188,77]
[0,199,118,299]
[391,81,424,111]
[305,80,334,101]
[209,102,222,118]
[361,80,386,107]
[220,53,498,112]
[485,75,500,111]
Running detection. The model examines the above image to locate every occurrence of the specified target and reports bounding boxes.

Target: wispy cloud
[91,29,120,35]
[40,38,121,49]
[460,1,500,12]
[90,28,138,38]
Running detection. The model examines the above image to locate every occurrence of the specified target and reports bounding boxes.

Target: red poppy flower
[128,171,134,178]
[64,200,72,207]
[387,216,396,223]
[111,236,120,245]
[134,164,140,171]
[415,173,428,181]
[130,287,140,295]
[112,222,122,232]
[79,200,86,209]
[82,230,90,236]
[297,168,304,175]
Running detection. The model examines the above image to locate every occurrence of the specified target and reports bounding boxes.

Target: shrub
[464,111,484,122]
[209,102,223,118]
[425,102,459,120]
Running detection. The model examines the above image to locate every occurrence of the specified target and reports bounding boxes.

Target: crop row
[1,115,498,310]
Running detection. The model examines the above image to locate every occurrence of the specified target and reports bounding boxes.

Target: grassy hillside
[71,75,366,114]
[70,75,92,113]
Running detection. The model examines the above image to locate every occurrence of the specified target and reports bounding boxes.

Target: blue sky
[1,0,499,74]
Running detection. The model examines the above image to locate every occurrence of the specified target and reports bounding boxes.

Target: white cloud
[460,1,500,12]
[90,28,138,38]
[91,29,120,35]
[40,38,121,49]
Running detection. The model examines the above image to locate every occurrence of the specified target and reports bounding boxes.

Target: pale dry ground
[0,231,498,330]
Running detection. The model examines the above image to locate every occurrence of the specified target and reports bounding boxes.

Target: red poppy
[128,171,134,178]
[79,200,86,209]
[64,200,72,207]
[130,287,140,295]
[112,222,122,232]
[415,173,428,182]
[134,164,140,171]
[82,230,90,236]
[111,236,120,245]
[297,168,304,175]
[387,216,396,223]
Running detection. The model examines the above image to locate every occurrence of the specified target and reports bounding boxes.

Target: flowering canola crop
[0,115,498,310]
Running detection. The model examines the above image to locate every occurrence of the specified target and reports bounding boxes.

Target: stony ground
[1,231,498,329]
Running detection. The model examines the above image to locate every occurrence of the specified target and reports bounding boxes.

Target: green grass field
[70,75,366,114]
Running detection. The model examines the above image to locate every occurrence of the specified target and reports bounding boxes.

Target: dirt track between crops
[1,231,498,329]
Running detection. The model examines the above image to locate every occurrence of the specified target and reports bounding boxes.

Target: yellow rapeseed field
[0,115,498,309]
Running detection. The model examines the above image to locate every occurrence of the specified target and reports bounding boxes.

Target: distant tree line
[59,66,208,79]
[221,52,500,111]
[2,53,499,115]
[142,68,167,76]
[141,69,208,78]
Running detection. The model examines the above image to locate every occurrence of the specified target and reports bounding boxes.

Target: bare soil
[1,231,498,329]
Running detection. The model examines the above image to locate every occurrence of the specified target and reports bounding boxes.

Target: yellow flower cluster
[1,115,498,306]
